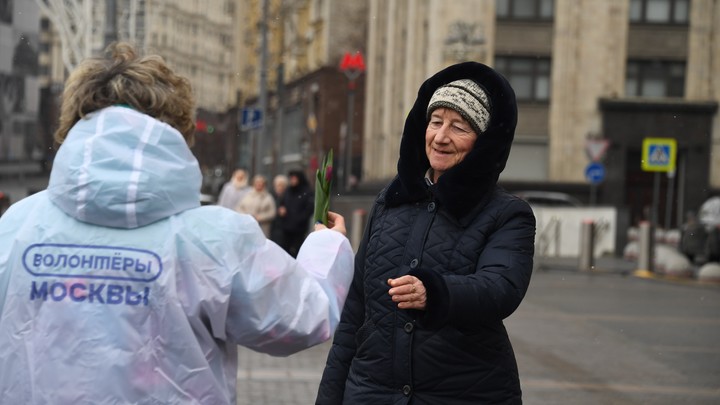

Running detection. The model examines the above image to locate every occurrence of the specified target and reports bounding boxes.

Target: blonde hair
[55,42,195,145]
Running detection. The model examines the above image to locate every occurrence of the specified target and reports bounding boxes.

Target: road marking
[523,378,720,397]
[513,311,720,325]
[650,345,720,354]
[238,368,322,381]
[237,371,720,398]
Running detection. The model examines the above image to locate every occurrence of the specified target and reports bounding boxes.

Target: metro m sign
[339,51,365,81]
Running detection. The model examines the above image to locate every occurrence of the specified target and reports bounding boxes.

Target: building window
[625,60,685,97]
[629,0,689,24]
[496,0,554,20]
[494,56,551,102]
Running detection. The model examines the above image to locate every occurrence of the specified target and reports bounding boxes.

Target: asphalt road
[236,267,720,404]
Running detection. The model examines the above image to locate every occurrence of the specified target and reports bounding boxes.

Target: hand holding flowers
[313,149,334,226]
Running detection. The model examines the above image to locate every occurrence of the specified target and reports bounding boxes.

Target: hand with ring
[387,275,427,310]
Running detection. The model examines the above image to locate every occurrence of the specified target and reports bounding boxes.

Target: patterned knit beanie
[426,79,491,135]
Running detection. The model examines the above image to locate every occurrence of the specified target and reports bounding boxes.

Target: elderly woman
[0,42,353,405]
[236,174,276,237]
[316,62,536,404]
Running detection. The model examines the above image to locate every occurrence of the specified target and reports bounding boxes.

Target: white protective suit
[0,106,354,404]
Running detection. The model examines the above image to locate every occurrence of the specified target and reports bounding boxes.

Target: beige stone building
[234,0,368,180]
[39,0,236,113]
[36,0,371,191]
[363,0,719,227]
[143,0,236,112]
[234,0,367,100]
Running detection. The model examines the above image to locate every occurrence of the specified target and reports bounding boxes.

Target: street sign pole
[339,51,365,193]
[584,161,605,206]
[585,138,609,207]
[650,171,661,273]
[665,170,676,229]
[641,137,677,273]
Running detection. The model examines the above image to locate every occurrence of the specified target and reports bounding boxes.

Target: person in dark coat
[316,62,536,404]
[278,170,314,257]
[679,210,708,264]
[270,174,289,246]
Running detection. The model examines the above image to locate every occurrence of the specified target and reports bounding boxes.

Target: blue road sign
[642,137,676,172]
[241,108,263,130]
[585,162,606,185]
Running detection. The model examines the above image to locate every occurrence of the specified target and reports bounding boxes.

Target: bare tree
[34,0,102,72]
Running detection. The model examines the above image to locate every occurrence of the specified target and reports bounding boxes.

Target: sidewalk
[535,255,636,275]
[536,254,720,287]
[234,260,720,405]
[236,342,330,405]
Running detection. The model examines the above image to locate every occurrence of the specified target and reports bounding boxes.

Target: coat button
[427,202,436,212]
[409,258,418,268]
[402,385,412,396]
[404,322,414,333]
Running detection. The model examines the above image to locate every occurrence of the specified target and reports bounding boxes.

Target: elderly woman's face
[425,107,477,182]
[253,177,266,191]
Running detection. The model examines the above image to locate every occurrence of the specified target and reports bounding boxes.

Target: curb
[632,268,720,286]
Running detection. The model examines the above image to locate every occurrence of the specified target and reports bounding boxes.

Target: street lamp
[338,51,365,192]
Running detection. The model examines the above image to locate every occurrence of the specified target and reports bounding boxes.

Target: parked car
[200,193,216,206]
[514,191,582,207]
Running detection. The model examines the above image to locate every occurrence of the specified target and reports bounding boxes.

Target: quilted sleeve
[413,198,535,330]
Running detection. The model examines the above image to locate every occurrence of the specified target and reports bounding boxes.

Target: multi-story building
[235,0,368,185]
[363,0,719,228]
[0,0,45,201]
[143,0,236,112]
[39,0,236,112]
[34,0,237,194]
[34,0,370,196]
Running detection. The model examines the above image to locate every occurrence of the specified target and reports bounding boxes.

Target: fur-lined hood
[384,62,517,220]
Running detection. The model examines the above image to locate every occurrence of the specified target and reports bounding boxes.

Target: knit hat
[426,79,491,134]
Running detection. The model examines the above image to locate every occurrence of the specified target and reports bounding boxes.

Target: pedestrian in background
[236,174,276,237]
[0,42,354,405]
[680,210,708,265]
[270,174,289,246]
[0,191,9,217]
[278,170,314,257]
[316,62,536,404]
[217,168,250,209]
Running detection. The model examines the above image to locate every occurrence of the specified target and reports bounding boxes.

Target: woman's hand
[313,211,347,236]
[388,275,427,310]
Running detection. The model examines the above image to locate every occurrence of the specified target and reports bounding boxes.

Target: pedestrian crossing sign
[642,137,676,172]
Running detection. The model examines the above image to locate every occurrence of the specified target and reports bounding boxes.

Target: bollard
[579,219,595,271]
[637,220,653,273]
[351,209,367,252]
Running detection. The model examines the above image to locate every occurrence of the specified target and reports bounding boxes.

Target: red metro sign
[339,51,365,74]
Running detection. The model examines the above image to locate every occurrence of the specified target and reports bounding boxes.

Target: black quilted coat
[316,62,536,405]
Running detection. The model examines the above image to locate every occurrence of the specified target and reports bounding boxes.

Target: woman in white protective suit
[0,42,354,405]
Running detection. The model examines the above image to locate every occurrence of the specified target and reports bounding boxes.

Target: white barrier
[532,206,617,258]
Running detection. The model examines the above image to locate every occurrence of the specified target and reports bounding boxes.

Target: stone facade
[143,0,235,112]
[687,0,720,187]
[235,0,367,102]
[363,0,494,181]
[362,0,720,195]
[39,0,235,113]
